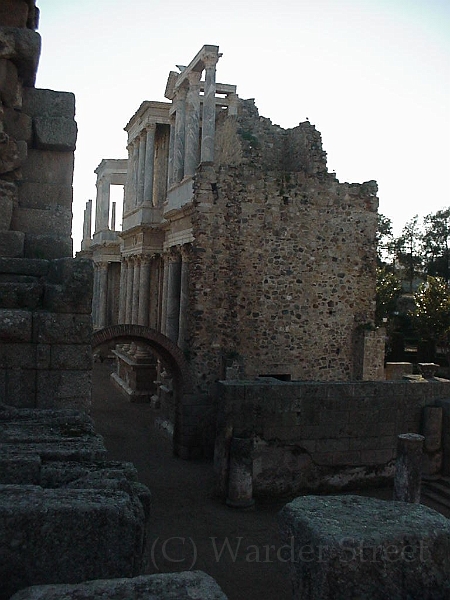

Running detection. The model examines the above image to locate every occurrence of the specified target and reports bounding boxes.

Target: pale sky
[35,0,449,254]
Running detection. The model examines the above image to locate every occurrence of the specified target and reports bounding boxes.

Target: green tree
[422,207,450,282]
[411,276,450,363]
[376,214,395,267]
[395,215,423,292]
[375,267,402,326]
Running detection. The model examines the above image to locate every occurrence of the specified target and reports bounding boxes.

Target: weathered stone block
[0,58,19,107]
[0,27,41,87]
[279,495,450,600]
[0,281,43,309]
[36,370,91,410]
[8,572,228,600]
[0,131,23,173]
[0,485,146,599]
[0,194,13,231]
[0,449,41,484]
[50,345,92,370]
[0,257,48,276]
[0,343,35,368]
[21,149,74,185]
[11,205,72,236]
[34,116,77,151]
[22,88,75,118]
[0,309,32,342]
[33,313,92,345]
[3,106,33,143]
[24,234,72,259]
[0,0,29,28]
[4,368,36,408]
[39,460,139,488]
[44,258,93,314]
[18,181,72,209]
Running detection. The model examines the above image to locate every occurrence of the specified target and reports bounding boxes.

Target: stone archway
[92,324,193,395]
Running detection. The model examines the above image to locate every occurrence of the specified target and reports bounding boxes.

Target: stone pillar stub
[82,199,92,241]
[201,54,218,164]
[393,433,424,504]
[94,177,110,233]
[226,437,254,509]
[177,248,190,350]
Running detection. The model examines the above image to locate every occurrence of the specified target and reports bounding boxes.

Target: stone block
[33,313,92,345]
[22,88,75,118]
[7,572,229,600]
[18,181,72,209]
[0,131,24,174]
[0,0,29,28]
[0,343,35,368]
[0,449,41,484]
[3,106,32,142]
[0,58,19,107]
[0,257,48,276]
[50,345,92,370]
[279,495,450,600]
[0,27,41,87]
[34,116,77,151]
[0,309,32,341]
[0,281,43,309]
[0,485,146,599]
[21,149,74,185]
[39,460,139,488]
[0,194,13,231]
[4,368,36,408]
[0,231,25,258]
[11,205,72,236]
[36,370,91,410]
[44,258,93,314]
[24,234,72,259]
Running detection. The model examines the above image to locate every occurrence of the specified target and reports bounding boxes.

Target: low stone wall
[278,495,450,600]
[215,379,450,496]
[0,405,151,600]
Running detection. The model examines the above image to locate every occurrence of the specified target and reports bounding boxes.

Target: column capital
[202,53,219,69]
[180,243,193,261]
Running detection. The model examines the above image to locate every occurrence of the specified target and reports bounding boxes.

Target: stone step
[421,488,450,511]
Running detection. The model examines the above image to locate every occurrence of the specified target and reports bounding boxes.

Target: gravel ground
[90,360,448,600]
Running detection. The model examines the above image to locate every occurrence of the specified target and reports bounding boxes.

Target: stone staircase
[422,476,450,512]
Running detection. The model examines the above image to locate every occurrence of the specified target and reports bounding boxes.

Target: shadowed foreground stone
[8,571,228,600]
[278,495,450,600]
[0,485,146,600]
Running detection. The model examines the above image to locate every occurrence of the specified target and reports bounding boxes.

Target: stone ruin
[1,4,449,598]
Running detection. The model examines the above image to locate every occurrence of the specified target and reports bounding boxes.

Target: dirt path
[91,361,291,600]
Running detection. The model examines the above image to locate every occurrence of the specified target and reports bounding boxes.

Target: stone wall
[187,99,380,393]
[215,379,450,496]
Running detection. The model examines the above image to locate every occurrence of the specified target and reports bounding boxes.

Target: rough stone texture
[0,179,16,229]
[0,27,41,86]
[34,116,77,151]
[0,230,24,256]
[8,572,228,600]
[215,379,450,496]
[22,88,75,118]
[278,495,450,600]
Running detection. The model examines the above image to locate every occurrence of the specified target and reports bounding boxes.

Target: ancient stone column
[177,247,190,350]
[137,132,146,206]
[393,433,425,503]
[97,261,109,329]
[149,256,161,329]
[118,258,127,324]
[173,87,187,183]
[167,115,176,188]
[144,124,156,205]
[110,201,116,231]
[132,257,141,324]
[82,199,92,241]
[124,142,133,214]
[226,437,254,509]
[184,71,201,178]
[129,140,139,209]
[125,258,134,323]
[94,176,110,233]
[165,253,182,343]
[201,53,218,164]
[92,263,100,327]
[160,255,170,335]
[138,256,151,326]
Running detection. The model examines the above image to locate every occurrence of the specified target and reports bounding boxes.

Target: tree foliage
[422,208,450,282]
[411,276,450,361]
[375,267,402,326]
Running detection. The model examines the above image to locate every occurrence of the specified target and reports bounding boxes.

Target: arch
[92,324,193,394]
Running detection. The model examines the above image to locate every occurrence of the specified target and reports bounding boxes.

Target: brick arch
[92,325,193,393]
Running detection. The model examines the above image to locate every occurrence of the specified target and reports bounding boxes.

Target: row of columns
[124,124,157,214]
[168,53,218,188]
[116,247,190,350]
[92,261,109,329]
